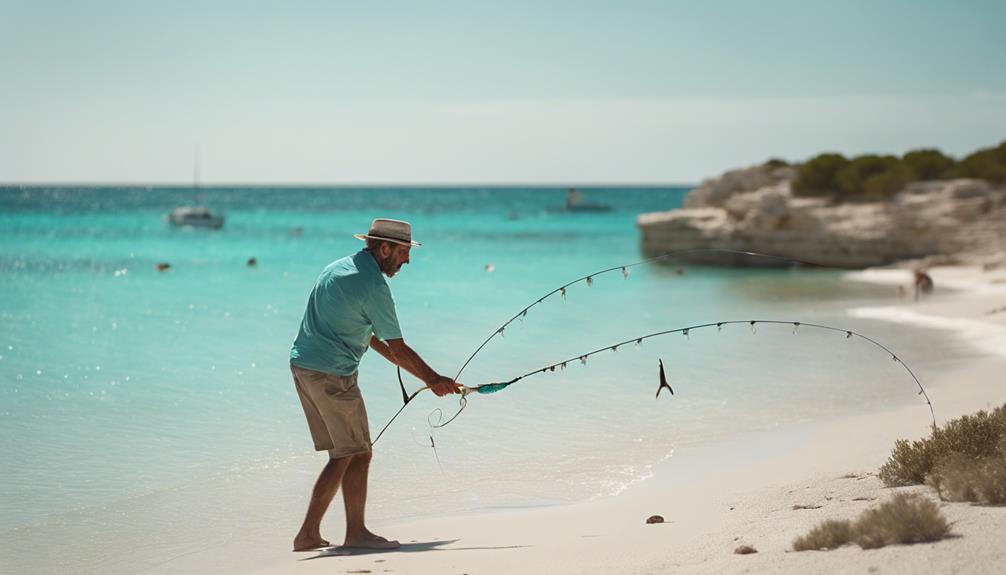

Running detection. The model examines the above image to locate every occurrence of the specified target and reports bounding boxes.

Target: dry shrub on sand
[927,449,1006,504]
[792,519,855,551]
[792,493,950,552]
[853,493,951,549]
[879,404,1006,487]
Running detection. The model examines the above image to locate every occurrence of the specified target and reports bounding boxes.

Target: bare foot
[292,534,331,552]
[343,533,400,550]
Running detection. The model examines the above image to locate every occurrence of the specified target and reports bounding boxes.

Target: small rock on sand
[646,515,664,524]
[734,545,757,555]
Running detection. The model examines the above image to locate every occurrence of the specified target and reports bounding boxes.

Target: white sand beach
[131,264,1006,575]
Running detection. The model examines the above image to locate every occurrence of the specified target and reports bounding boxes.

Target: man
[289,218,459,552]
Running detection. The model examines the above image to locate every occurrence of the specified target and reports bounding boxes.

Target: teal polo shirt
[290,250,403,375]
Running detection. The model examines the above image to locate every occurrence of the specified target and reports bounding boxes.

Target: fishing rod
[371,249,931,445]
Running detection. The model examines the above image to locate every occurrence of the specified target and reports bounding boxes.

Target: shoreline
[203,264,1006,574]
[11,264,994,574]
[13,263,996,575]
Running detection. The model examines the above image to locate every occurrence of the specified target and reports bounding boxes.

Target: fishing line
[426,320,935,430]
[450,248,827,384]
[371,248,927,446]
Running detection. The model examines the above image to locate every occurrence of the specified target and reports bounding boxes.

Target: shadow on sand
[302,539,530,560]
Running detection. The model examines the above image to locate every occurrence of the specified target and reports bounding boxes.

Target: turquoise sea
[0,186,971,573]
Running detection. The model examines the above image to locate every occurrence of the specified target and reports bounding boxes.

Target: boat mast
[193,144,201,205]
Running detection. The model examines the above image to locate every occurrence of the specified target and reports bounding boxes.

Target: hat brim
[353,233,422,247]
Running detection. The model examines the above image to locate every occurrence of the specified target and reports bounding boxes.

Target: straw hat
[353,218,422,247]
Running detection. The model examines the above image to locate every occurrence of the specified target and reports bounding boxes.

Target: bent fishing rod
[423,319,936,431]
[371,248,934,445]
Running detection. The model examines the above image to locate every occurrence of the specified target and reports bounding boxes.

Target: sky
[2,0,1005,184]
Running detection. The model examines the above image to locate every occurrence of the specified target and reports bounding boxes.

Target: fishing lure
[371,249,935,445]
[656,359,674,398]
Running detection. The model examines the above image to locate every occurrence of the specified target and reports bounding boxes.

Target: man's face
[377,243,411,277]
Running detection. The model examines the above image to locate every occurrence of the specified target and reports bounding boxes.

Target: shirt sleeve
[365,280,404,341]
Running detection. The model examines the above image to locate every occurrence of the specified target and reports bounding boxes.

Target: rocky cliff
[637,165,1006,268]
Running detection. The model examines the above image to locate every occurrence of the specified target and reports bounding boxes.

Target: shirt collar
[354,249,381,276]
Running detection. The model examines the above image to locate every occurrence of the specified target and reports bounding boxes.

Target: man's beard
[376,252,400,276]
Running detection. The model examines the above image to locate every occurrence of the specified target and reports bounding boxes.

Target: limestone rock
[684,164,796,209]
[639,168,1006,268]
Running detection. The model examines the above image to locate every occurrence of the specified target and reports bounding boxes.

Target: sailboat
[546,188,612,213]
[167,147,225,230]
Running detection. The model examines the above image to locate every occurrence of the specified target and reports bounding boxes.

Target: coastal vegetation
[792,493,951,551]
[794,404,1006,552]
[789,140,1006,198]
[791,519,855,551]
[927,451,1006,504]
[878,403,1006,490]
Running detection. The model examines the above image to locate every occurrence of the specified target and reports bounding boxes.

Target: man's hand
[381,338,460,397]
[427,375,461,397]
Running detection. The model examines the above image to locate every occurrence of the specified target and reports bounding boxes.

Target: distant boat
[548,188,612,213]
[168,205,224,229]
[167,146,225,230]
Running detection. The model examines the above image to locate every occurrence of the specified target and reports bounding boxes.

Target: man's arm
[369,336,460,396]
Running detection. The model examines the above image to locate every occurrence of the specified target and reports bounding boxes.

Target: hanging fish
[656,359,674,398]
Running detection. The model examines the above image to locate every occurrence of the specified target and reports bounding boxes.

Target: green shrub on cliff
[862,166,912,197]
[764,158,790,169]
[790,140,1005,198]
[793,153,905,198]
[902,148,956,180]
[956,141,1006,183]
[834,154,900,197]
[792,153,849,196]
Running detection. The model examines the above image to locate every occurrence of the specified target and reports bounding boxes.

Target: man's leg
[342,450,399,548]
[293,455,352,551]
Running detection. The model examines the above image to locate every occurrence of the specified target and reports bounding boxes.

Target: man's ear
[379,242,392,258]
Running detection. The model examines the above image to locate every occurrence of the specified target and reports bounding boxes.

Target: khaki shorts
[291,365,372,458]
